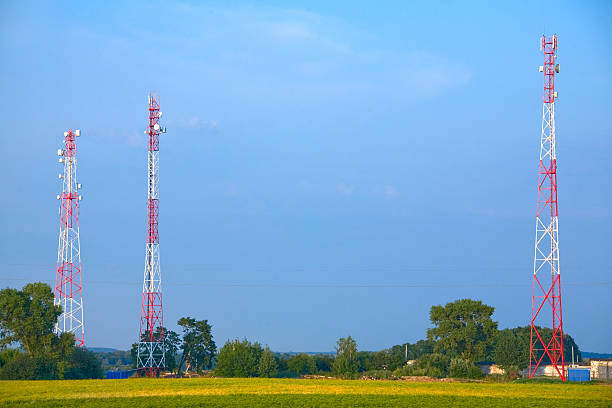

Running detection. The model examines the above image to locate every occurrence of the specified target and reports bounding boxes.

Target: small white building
[477,362,505,375]
[520,364,565,378]
[590,359,612,380]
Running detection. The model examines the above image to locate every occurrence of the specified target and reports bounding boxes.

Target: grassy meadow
[1,377,611,407]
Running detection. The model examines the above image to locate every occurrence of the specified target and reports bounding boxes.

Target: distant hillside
[88,347,122,353]
[275,352,334,356]
[582,351,612,359]
[89,348,132,371]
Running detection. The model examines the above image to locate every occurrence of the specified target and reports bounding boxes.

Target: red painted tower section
[529,34,565,380]
[54,129,85,348]
[137,93,166,376]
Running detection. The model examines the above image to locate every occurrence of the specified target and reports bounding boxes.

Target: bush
[0,349,21,369]
[362,369,395,380]
[393,365,444,378]
[483,373,511,383]
[449,358,482,379]
[0,353,57,380]
[392,353,451,378]
[64,348,103,379]
[275,369,300,378]
[504,365,520,380]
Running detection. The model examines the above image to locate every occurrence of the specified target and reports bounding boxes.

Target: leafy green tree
[332,336,359,377]
[427,299,498,361]
[493,330,527,371]
[0,283,100,380]
[131,327,183,372]
[407,340,435,360]
[358,351,377,372]
[0,283,62,354]
[0,348,21,369]
[368,340,435,373]
[0,352,58,380]
[257,346,278,378]
[161,328,181,372]
[374,348,403,371]
[393,353,450,378]
[177,317,217,374]
[313,355,334,373]
[493,326,580,368]
[130,342,138,369]
[64,348,103,379]
[448,357,482,379]
[287,353,316,375]
[215,338,263,377]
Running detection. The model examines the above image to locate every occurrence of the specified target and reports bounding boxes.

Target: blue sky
[0,1,611,353]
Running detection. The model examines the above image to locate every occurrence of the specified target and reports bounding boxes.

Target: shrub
[449,358,482,379]
[0,353,57,380]
[64,348,103,379]
[362,369,395,380]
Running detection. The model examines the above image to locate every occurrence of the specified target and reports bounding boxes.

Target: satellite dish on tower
[154,124,160,131]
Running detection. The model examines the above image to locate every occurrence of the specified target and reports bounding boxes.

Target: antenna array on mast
[54,129,85,348]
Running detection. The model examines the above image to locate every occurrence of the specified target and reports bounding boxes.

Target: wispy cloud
[383,185,398,197]
[170,117,219,134]
[336,183,354,195]
[256,21,317,41]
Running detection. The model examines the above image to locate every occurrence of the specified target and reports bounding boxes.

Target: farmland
[1,377,611,407]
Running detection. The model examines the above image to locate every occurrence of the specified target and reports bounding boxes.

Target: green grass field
[1,377,611,407]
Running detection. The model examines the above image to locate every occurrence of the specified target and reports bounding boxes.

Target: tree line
[0,283,582,380]
[132,299,581,379]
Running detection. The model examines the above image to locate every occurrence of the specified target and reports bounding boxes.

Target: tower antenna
[137,93,166,376]
[54,129,85,347]
[529,34,565,380]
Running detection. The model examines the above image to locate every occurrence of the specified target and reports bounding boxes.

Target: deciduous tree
[257,346,278,378]
[287,353,316,375]
[215,338,262,377]
[177,317,217,374]
[0,283,62,354]
[427,299,498,361]
[332,336,359,377]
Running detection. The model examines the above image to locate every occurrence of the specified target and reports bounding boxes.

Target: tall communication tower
[529,34,565,380]
[55,129,85,348]
[137,93,166,376]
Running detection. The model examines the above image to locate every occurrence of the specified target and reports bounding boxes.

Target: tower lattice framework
[137,93,166,376]
[529,34,565,380]
[54,129,85,347]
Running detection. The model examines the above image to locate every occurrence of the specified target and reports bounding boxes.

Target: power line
[1,277,610,289]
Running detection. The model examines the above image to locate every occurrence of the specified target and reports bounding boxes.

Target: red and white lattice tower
[54,129,85,348]
[529,34,565,380]
[137,93,166,376]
